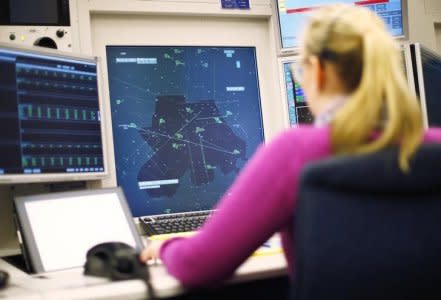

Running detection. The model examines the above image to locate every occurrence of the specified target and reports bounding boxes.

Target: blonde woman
[140,4,441,287]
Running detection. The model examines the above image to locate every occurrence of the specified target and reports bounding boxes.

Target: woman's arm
[151,127,331,287]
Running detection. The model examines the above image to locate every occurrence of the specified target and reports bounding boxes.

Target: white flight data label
[138,179,180,190]
[115,57,157,64]
[24,193,138,272]
[226,86,245,92]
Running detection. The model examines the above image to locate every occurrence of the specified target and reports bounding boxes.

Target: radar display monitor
[106,46,264,217]
[411,43,441,127]
[0,43,106,183]
[280,58,313,126]
[277,0,404,50]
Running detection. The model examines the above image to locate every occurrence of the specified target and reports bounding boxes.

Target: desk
[0,249,288,299]
[0,259,41,300]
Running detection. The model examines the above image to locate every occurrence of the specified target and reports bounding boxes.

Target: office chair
[293,144,441,300]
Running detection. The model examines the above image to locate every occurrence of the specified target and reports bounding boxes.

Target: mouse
[0,270,9,289]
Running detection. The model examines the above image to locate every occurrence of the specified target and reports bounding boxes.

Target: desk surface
[0,247,288,300]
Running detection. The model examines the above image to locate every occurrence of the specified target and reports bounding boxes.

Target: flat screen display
[106,46,265,217]
[10,0,58,25]
[0,44,106,183]
[282,62,313,125]
[0,0,70,26]
[277,0,404,49]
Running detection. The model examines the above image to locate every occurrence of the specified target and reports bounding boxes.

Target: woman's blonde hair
[301,4,424,171]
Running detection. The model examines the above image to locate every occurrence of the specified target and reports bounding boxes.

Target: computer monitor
[0,43,106,184]
[277,0,405,50]
[411,43,441,128]
[279,47,411,127]
[0,0,70,26]
[106,46,265,217]
[279,57,313,126]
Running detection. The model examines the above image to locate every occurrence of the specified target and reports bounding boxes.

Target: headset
[84,242,155,299]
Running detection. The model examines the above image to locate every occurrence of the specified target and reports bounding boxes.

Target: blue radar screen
[106,46,264,217]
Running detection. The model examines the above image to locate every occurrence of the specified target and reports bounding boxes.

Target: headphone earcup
[111,249,138,280]
[84,254,112,277]
[84,243,145,281]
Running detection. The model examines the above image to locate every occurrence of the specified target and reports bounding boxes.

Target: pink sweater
[159,125,441,287]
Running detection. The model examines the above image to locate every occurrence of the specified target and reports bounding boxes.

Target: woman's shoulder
[267,125,332,156]
[273,125,330,142]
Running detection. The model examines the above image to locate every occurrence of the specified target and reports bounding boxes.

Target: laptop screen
[14,188,142,273]
[106,46,265,217]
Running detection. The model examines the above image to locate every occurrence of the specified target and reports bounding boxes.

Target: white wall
[408,0,441,54]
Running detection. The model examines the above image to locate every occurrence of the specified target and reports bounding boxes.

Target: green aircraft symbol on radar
[175,60,185,66]
[174,49,184,54]
[214,117,223,124]
[159,118,166,125]
[116,99,125,105]
[175,133,183,139]
[206,165,216,170]
[225,111,232,116]
[164,53,172,59]
[202,62,208,68]
[128,123,137,129]
[233,149,241,155]
[195,127,205,134]
[185,107,194,114]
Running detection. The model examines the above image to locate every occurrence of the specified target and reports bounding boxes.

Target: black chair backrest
[294,144,441,300]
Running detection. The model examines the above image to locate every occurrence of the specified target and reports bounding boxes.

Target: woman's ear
[309,56,326,91]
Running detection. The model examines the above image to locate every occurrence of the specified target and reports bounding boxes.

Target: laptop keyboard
[140,211,212,235]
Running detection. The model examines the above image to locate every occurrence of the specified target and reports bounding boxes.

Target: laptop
[13,187,143,274]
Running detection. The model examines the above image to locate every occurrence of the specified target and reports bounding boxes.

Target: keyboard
[140,210,212,235]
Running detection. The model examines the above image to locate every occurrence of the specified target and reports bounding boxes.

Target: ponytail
[303,4,424,171]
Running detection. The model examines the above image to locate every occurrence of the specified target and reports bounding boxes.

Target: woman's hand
[139,240,164,263]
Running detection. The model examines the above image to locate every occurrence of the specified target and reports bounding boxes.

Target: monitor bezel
[275,0,407,54]
[0,42,109,184]
[13,187,143,273]
[412,43,441,129]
